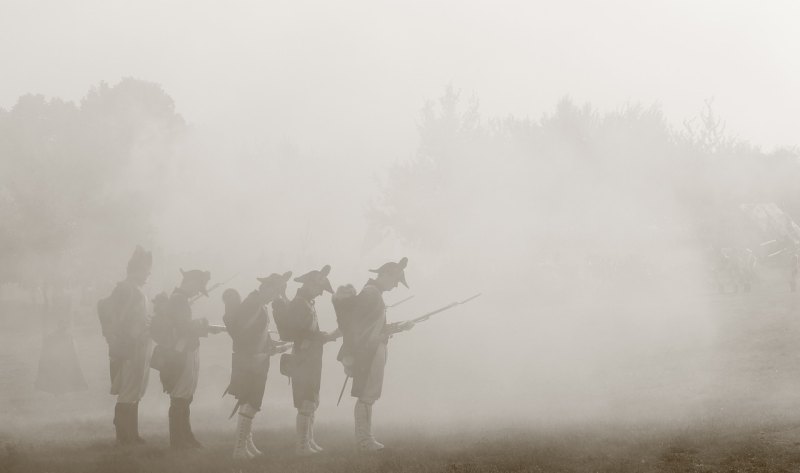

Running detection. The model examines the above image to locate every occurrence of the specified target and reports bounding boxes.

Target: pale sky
[2,0,798,155]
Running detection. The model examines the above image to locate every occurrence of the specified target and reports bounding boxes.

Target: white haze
[1,0,799,437]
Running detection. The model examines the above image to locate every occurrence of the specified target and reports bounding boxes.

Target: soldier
[789,246,800,292]
[732,247,757,293]
[287,265,339,456]
[160,269,225,449]
[36,284,88,395]
[98,246,153,445]
[222,272,292,460]
[339,257,412,452]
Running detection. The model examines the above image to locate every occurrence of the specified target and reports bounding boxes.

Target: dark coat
[347,280,387,398]
[222,291,275,410]
[289,289,327,408]
[158,289,208,393]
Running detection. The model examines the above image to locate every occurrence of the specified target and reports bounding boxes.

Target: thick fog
[2,0,800,440]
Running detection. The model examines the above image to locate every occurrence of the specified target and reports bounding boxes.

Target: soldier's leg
[233,403,256,460]
[309,408,323,453]
[168,397,185,449]
[354,399,383,451]
[115,393,143,445]
[114,402,129,445]
[182,397,202,448]
[245,365,269,457]
[355,345,387,452]
[296,400,316,456]
[168,397,182,448]
[246,431,262,456]
[130,402,144,444]
[170,350,201,448]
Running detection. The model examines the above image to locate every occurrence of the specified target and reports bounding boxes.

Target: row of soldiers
[100,246,413,458]
[709,245,800,293]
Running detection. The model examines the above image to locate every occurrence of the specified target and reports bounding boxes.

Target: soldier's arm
[226,297,257,339]
[292,300,329,342]
[108,284,136,335]
[355,287,383,324]
[171,298,210,338]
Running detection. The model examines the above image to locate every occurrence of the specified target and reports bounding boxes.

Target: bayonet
[387,295,415,308]
[384,293,482,335]
[189,273,239,305]
[337,376,350,406]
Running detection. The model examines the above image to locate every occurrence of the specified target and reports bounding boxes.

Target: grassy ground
[4,421,800,473]
[5,281,800,472]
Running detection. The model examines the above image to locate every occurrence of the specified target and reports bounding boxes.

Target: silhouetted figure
[158,269,223,449]
[731,247,757,293]
[97,246,153,445]
[338,257,411,452]
[222,272,292,460]
[790,248,800,292]
[285,265,338,456]
[35,289,88,395]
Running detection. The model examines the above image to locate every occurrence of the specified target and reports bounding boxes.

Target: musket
[412,293,481,323]
[189,273,239,305]
[769,248,787,258]
[270,341,293,356]
[387,295,415,308]
[335,294,480,406]
[384,293,482,336]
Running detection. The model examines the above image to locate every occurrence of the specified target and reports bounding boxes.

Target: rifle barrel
[387,295,415,308]
[188,274,238,305]
[409,293,482,324]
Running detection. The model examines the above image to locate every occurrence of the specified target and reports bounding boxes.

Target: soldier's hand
[324,331,340,343]
[208,324,226,335]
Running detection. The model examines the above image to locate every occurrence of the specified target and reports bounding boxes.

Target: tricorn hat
[369,257,408,288]
[126,245,153,275]
[294,265,333,294]
[257,271,293,291]
[180,268,211,296]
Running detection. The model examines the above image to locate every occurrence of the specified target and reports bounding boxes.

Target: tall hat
[369,257,408,288]
[294,265,333,293]
[126,246,152,275]
[180,268,211,296]
[257,271,293,294]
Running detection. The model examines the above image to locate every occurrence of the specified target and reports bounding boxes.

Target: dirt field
[4,283,800,472]
[3,420,800,473]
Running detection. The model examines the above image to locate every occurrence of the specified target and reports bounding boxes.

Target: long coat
[106,280,153,403]
[288,290,327,409]
[223,291,275,410]
[346,280,388,401]
[160,289,208,399]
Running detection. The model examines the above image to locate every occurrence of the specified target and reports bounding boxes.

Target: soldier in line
[160,269,225,449]
[221,272,292,460]
[287,265,339,456]
[790,245,800,292]
[341,258,412,452]
[733,247,757,293]
[35,282,88,395]
[99,246,154,445]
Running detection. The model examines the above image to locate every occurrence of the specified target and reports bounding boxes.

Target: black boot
[114,403,129,445]
[169,398,186,449]
[182,399,203,449]
[130,403,145,444]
